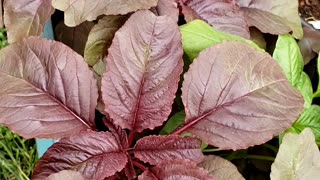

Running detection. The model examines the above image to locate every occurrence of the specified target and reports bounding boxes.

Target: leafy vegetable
[180,20,260,60]
[52,0,158,26]
[55,21,94,56]
[181,0,250,39]
[314,54,320,98]
[139,160,214,180]
[273,34,304,88]
[293,105,320,144]
[84,15,128,66]
[152,0,179,22]
[101,10,183,132]
[32,130,128,179]
[271,128,320,179]
[182,0,303,39]
[199,155,244,180]
[177,41,303,150]
[133,135,204,165]
[0,37,98,139]
[3,0,54,43]
[160,111,185,135]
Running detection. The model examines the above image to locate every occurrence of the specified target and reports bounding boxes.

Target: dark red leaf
[181,0,250,39]
[101,10,183,132]
[32,130,128,180]
[55,21,94,56]
[298,27,320,64]
[104,117,129,149]
[138,160,214,180]
[134,135,204,165]
[0,37,98,139]
[178,41,304,150]
[124,155,137,179]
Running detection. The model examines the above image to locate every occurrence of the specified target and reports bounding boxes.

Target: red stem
[128,131,136,146]
[133,161,147,171]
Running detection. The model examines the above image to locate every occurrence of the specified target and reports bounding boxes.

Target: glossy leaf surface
[101,10,183,132]
[45,170,85,180]
[32,130,127,179]
[0,37,98,139]
[180,41,304,150]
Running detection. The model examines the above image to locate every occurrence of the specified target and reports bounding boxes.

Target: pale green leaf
[271,128,320,180]
[297,72,313,108]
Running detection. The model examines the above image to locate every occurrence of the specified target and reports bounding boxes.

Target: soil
[299,0,320,20]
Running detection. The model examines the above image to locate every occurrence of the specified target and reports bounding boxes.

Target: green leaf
[271,128,320,180]
[297,72,313,108]
[313,54,320,98]
[272,34,304,88]
[160,111,185,135]
[293,105,320,144]
[180,20,260,61]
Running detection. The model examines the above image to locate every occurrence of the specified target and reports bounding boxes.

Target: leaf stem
[202,148,221,152]
[133,161,147,171]
[128,131,136,147]
[262,144,278,153]
[245,155,275,161]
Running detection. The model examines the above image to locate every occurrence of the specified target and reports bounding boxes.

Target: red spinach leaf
[134,135,204,165]
[104,117,129,149]
[101,10,183,132]
[177,41,304,150]
[0,37,98,139]
[152,0,179,23]
[181,0,250,39]
[138,160,214,180]
[4,0,54,43]
[32,130,127,179]
[52,0,158,26]
[55,21,94,56]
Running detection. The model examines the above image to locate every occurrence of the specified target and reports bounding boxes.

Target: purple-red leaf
[298,27,320,64]
[32,130,127,180]
[4,0,54,43]
[181,0,250,39]
[0,37,98,139]
[153,0,179,22]
[179,41,304,150]
[134,135,204,165]
[45,170,85,180]
[237,0,303,39]
[138,160,214,180]
[104,117,129,149]
[101,10,183,132]
[52,0,158,26]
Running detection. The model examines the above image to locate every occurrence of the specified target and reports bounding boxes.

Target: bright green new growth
[180,20,261,61]
[273,34,304,88]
